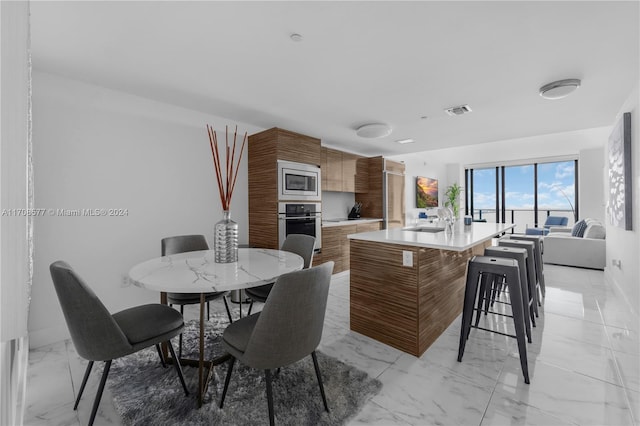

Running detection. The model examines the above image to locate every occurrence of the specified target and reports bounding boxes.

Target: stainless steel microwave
[277,160,321,201]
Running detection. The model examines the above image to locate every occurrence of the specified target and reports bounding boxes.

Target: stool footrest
[471,325,517,339]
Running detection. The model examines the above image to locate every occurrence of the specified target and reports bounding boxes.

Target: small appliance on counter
[348,202,362,219]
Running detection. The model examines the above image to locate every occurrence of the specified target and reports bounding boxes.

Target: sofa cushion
[571,220,588,237]
[584,222,606,239]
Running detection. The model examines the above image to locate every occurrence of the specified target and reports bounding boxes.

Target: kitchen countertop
[322,218,383,227]
[348,221,515,251]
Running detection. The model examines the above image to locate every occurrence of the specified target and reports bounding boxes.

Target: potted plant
[445,182,462,219]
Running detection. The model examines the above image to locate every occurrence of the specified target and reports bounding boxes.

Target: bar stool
[508,235,546,297]
[458,256,530,384]
[483,246,534,340]
[498,239,540,317]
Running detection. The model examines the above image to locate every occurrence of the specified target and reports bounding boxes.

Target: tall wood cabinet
[248,128,321,249]
[356,157,405,228]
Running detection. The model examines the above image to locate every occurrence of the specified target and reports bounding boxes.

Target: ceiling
[30,1,639,156]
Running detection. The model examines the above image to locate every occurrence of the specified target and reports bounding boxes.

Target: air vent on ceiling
[444,104,472,116]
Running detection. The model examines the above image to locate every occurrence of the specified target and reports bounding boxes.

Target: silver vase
[214,210,238,263]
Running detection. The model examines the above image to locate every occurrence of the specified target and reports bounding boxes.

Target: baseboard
[28,325,69,350]
[604,267,638,317]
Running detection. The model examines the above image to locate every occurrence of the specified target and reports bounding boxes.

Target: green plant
[445,183,462,218]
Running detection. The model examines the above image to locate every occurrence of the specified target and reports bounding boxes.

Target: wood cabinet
[320,147,364,193]
[321,147,343,192]
[248,128,321,249]
[318,221,381,273]
[356,157,405,228]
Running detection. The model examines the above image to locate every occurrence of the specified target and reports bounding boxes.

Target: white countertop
[322,218,382,227]
[348,222,515,251]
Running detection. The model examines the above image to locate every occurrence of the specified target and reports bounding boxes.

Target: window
[466,159,577,232]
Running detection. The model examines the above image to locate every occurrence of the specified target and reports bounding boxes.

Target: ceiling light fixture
[356,123,392,139]
[539,78,581,100]
[395,138,414,144]
[289,33,303,42]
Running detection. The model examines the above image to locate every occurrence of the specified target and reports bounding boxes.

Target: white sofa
[543,219,606,270]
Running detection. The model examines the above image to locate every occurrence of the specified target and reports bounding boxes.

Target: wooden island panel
[350,240,420,354]
[350,238,491,357]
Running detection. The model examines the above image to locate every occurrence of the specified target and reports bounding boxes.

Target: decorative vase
[214,210,238,263]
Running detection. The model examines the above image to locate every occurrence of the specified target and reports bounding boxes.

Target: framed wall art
[608,112,632,230]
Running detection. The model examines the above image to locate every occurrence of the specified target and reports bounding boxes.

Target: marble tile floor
[25,264,639,425]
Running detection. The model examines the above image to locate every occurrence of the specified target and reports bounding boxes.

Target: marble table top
[128,248,304,293]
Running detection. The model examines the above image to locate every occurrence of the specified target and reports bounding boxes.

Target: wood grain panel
[355,157,369,193]
[248,130,278,249]
[320,147,328,192]
[342,152,358,192]
[273,128,321,166]
[355,222,381,233]
[351,237,492,357]
[385,159,405,174]
[356,157,384,219]
[319,226,343,273]
[350,239,420,355]
[340,225,356,272]
[323,147,343,192]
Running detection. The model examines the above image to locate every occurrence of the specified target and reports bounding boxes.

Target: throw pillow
[584,223,606,239]
[571,219,588,237]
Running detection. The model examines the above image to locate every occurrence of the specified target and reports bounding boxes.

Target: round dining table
[128,247,304,407]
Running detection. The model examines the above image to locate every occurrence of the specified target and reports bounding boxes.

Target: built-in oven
[278,202,322,251]
[277,160,321,201]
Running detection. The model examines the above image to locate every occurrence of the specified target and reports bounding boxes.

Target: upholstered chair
[50,261,189,426]
[219,261,334,425]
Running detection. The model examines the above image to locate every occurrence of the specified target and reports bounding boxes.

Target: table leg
[160,292,169,360]
[198,292,205,407]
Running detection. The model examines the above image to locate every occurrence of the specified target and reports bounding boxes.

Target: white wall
[579,147,605,220]
[391,127,610,225]
[29,71,261,348]
[0,2,31,424]
[605,83,639,316]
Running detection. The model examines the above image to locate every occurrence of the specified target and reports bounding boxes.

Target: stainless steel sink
[405,227,446,233]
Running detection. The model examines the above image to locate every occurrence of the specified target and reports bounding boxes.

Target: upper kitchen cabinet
[356,157,405,229]
[321,146,364,193]
[321,147,343,192]
[248,127,321,249]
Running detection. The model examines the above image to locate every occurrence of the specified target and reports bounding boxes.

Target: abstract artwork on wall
[608,112,632,230]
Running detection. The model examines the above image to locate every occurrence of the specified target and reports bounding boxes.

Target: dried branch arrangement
[206,124,248,211]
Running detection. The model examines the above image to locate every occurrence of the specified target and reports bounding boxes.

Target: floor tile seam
[64,340,82,426]
[478,346,508,426]
[357,399,413,425]
[531,353,627,389]
[540,308,606,327]
[609,342,640,418]
[596,297,640,333]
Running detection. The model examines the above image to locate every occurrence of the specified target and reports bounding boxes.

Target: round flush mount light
[356,123,392,138]
[539,79,581,100]
[290,33,303,42]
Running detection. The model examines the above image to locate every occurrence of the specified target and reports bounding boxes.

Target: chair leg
[74,360,94,410]
[156,344,167,368]
[166,339,189,396]
[219,357,236,408]
[207,301,211,321]
[223,296,233,323]
[178,305,185,358]
[248,300,254,316]
[311,351,329,412]
[265,369,275,426]
[88,360,111,426]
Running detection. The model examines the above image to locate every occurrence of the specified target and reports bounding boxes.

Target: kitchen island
[348,222,514,356]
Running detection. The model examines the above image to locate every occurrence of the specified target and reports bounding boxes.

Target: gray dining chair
[162,234,233,357]
[50,261,189,426]
[245,234,316,315]
[219,261,334,425]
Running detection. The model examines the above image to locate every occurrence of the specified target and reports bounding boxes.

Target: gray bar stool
[498,239,540,318]
[483,246,534,340]
[508,234,546,297]
[458,256,530,384]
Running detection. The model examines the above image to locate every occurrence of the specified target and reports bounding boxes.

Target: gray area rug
[107,315,382,425]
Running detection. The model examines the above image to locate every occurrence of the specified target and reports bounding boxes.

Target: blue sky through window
[472,161,575,210]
